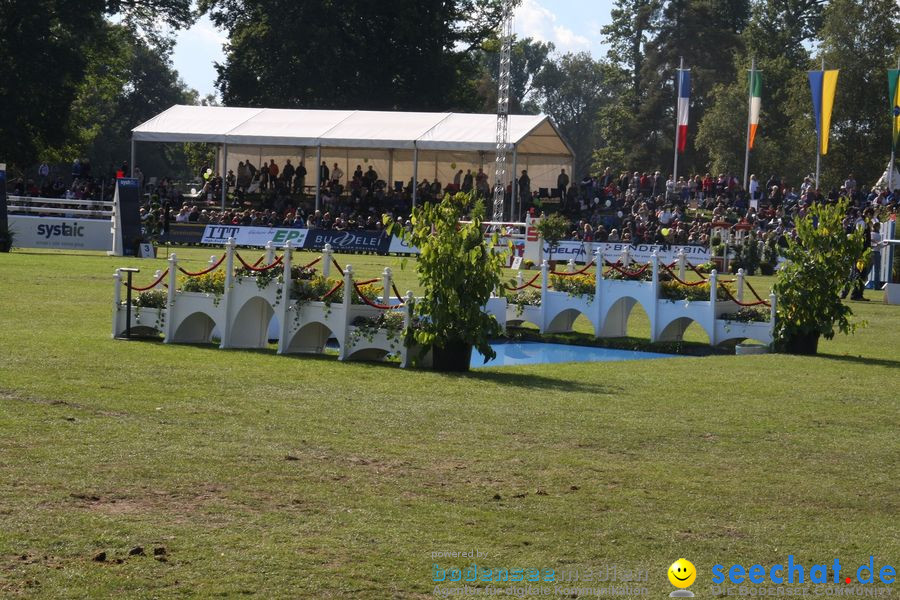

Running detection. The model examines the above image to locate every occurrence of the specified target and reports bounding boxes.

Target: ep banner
[545,240,711,264]
[201,225,309,248]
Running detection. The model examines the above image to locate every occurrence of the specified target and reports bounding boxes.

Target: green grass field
[1,248,898,599]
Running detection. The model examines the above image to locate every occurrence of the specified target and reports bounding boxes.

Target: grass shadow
[456,369,617,394]
[815,353,900,369]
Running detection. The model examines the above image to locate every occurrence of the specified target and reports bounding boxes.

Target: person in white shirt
[748,174,759,200]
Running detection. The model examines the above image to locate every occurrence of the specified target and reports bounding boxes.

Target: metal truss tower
[491,0,513,222]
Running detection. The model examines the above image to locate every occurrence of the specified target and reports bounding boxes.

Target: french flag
[676,70,691,153]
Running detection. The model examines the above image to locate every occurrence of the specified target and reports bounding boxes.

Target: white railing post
[516,270,523,288]
[264,241,275,265]
[164,253,177,343]
[112,269,122,338]
[381,267,393,305]
[224,238,235,290]
[567,258,576,273]
[220,238,236,349]
[597,249,605,281]
[342,264,353,306]
[769,292,777,326]
[677,249,686,281]
[339,265,354,360]
[322,243,333,278]
[209,255,217,266]
[650,252,660,342]
[709,269,718,346]
[737,268,745,302]
[539,259,549,332]
[278,240,293,354]
[401,291,415,368]
[621,247,631,267]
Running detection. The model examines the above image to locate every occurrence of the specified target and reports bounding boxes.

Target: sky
[171,0,616,99]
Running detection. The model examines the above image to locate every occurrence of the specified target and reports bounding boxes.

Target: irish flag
[748,70,761,150]
[676,70,691,153]
[889,69,900,151]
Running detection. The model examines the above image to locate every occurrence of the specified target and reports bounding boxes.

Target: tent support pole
[315,146,322,212]
[130,139,135,177]
[221,142,228,210]
[511,147,518,222]
[412,145,418,211]
[388,149,393,196]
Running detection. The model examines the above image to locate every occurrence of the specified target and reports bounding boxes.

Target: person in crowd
[364,165,378,190]
[295,160,307,193]
[459,169,472,193]
[282,159,295,190]
[557,168,569,199]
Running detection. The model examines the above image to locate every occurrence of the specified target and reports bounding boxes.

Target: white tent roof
[132,105,573,156]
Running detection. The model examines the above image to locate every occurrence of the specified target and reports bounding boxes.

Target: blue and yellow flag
[889,69,900,151]
[808,69,839,155]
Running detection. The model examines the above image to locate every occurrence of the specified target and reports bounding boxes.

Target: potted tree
[773,199,868,355]
[534,212,570,267]
[385,192,506,371]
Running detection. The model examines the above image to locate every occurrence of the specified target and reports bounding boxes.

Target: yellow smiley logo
[668,558,697,588]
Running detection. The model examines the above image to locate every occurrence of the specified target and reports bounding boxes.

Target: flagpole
[890,56,900,193]
[743,57,755,192]
[815,57,824,190]
[673,56,684,187]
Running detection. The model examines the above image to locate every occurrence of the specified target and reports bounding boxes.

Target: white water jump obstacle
[113,243,775,364]
[112,241,415,365]
[492,248,776,346]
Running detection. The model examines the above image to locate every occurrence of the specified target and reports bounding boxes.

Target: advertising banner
[544,241,710,264]
[9,215,113,250]
[201,225,309,248]
[303,229,388,253]
[162,223,207,245]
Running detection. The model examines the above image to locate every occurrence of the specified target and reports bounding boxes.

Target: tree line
[2,0,898,189]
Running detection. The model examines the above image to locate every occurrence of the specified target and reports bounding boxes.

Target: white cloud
[514,0,592,53]
[191,18,228,49]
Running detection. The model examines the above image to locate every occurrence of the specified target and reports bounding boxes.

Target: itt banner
[201,225,309,248]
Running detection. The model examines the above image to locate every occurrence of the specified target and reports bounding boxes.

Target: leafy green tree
[596,0,747,174]
[532,53,612,176]
[0,0,194,170]
[474,36,554,114]
[774,198,868,353]
[384,193,506,370]
[815,0,900,188]
[201,0,516,111]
